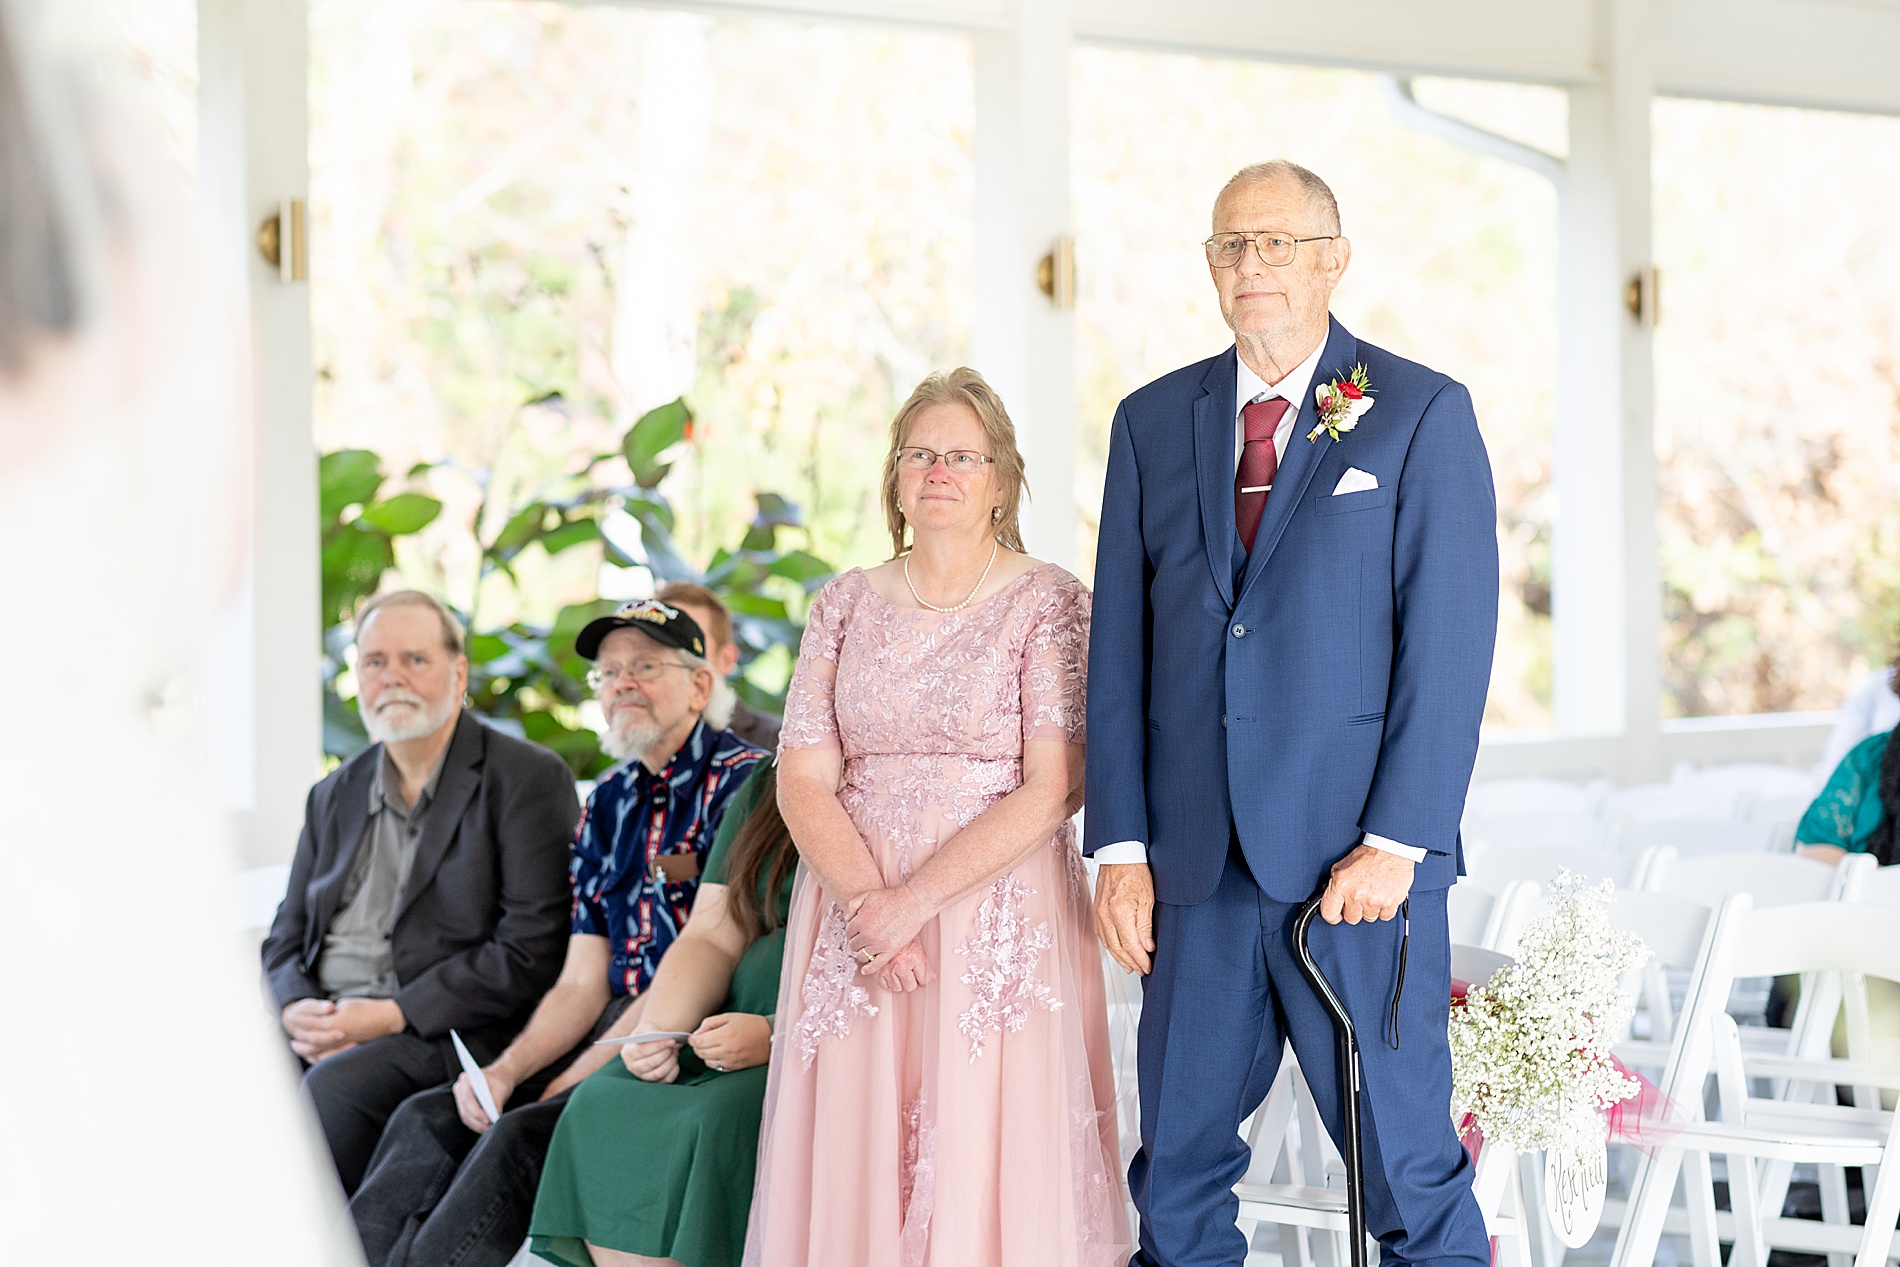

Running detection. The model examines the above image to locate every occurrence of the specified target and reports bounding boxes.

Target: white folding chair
[1606,781,1750,824]
[1643,850,1855,906]
[1463,814,1614,854]
[1463,843,1668,895]
[1466,777,1608,822]
[1609,900,1900,1267]
[1235,944,1536,1267]
[1673,762,1817,806]
[1618,816,1781,860]
[1849,857,1900,907]
[1448,879,1541,953]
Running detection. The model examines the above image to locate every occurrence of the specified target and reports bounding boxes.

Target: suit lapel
[1193,348,1239,609]
[395,712,486,924]
[1238,319,1359,602]
[309,757,375,949]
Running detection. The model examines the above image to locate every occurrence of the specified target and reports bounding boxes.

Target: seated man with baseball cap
[348,599,766,1267]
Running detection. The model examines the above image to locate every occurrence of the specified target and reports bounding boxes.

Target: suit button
[1221,714,1228,727]
[1232,623,1247,638]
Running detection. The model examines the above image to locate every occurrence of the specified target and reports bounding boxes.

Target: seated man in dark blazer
[262,590,580,1195]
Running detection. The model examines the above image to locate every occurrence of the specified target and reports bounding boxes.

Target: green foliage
[320,398,834,777]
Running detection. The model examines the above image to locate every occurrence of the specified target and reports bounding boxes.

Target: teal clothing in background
[1797,730,1891,852]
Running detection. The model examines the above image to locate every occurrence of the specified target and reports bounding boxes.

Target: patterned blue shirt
[569,719,764,996]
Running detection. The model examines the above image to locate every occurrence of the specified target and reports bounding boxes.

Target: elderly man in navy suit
[1085,161,1499,1267]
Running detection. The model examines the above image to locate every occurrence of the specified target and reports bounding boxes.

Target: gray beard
[363,687,458,745]
[601,713,662,763]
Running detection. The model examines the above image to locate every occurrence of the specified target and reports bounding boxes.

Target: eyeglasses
[896,446,995,474]
[586,659,693,690]
[1203,231,1338,269]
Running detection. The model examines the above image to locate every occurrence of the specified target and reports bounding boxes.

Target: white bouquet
[1448,871,1650,1155]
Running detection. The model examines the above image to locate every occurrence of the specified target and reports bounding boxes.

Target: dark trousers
[304,1032,461,1195]
[1129,845,1489,1267]
[352,1083,572,1267]
[347,994,631,1267]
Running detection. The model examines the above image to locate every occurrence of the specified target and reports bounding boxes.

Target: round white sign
[1544,1137,1609,1247]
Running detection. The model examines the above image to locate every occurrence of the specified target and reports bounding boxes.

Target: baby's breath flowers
[1449,871,1649,1155]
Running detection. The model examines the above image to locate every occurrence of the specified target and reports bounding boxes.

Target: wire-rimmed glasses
[1203,230,1338,269]
[586,659,692,691]
[896,446,995,474]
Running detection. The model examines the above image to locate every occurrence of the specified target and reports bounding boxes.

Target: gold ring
[856,948,876,964]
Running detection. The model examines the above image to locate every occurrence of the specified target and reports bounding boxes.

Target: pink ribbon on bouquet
[1448,980,1687,1165]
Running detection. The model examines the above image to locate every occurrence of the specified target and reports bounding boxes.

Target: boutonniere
[1307,364,1375,442]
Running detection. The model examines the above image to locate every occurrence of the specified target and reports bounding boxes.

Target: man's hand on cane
[1320,844,1415,924]
[1094,863,1156,975]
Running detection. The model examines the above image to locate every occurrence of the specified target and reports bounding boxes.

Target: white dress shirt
[1094,342,1427,867]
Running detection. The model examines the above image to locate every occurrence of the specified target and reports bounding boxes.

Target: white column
[1552,0,1658,777]
[199,0,321,866]
[972,0,1076,568]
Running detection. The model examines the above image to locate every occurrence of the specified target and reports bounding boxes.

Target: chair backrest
[1606,888,1716,1059]
[1451,943,1514,991]
[1617,815,1780,860]
[1464,842,1637,893]
[1672,762,1816,803]
[1466,777,1605,821]
[1643,850,1848,907]
[1448,878,1540,952]
[1605,781,1749,824]
[1845,855,1900,906]
[1462,814,1612,854]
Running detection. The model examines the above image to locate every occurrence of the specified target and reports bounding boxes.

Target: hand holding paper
[450,1029,503,1130]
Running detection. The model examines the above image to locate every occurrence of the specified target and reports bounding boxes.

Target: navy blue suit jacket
[1083,318,1499,906]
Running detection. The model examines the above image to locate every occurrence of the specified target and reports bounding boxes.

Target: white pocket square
[1332,467,1379,496]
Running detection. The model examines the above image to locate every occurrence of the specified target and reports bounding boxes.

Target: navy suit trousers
[1129,845,1488,1267]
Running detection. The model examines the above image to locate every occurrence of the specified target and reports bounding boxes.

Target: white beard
[601,707,663,763]
[363,686,458,745]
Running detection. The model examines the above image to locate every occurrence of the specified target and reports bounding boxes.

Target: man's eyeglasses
[587,660,693,690]
[1203,231,1337,269]
[896,446,996,474]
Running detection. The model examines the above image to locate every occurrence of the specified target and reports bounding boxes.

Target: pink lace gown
[744,564,1132,1267]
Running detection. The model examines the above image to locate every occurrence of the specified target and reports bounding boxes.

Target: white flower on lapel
[1306,363,1375,443]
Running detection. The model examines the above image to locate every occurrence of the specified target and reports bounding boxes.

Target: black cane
[1293,889,1370,1267]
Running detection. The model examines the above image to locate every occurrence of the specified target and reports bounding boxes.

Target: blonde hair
[881,367,1028,558]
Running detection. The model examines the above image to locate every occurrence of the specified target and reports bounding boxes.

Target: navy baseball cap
[574,598,707,661]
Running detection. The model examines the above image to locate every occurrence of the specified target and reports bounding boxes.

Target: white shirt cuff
[1363,832,1427,863]
[1093,840,1149,865]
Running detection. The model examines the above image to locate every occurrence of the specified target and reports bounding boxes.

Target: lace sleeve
[1021,569,1091,745]
[779,573,854,752]
[1796,731,1886,848]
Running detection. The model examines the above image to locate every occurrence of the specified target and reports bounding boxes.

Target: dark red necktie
[1235,397,1291,553]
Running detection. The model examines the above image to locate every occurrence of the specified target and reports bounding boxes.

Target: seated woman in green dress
[531,758,796,1267]
[1796,726,1900,866]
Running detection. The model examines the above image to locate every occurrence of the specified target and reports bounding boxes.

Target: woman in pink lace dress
[745,369,1131,1267]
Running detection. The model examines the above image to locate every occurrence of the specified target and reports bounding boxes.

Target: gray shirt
[317,746,450,999]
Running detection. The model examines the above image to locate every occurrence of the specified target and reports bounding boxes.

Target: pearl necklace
[903,539,999,612]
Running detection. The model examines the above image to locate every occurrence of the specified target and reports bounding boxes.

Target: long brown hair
[725,763,798,941]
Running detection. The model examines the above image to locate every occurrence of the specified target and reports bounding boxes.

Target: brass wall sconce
[1625,265,1659,328]
[257,199,308,283]
[1037,237,1076,310]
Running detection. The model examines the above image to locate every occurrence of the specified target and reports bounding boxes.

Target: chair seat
[1234,1182,1350,1229]
[1668,1121,1886,1165]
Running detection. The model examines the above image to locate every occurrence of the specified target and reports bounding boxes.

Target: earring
[991,506,1002,524]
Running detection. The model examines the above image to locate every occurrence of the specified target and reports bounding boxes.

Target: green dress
[531,759,792,1267]
[1796,730,1892,852]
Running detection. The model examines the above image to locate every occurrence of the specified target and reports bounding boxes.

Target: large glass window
[1071,50,1562,728]
[311,0,973,628]
[1653,97,1900,717]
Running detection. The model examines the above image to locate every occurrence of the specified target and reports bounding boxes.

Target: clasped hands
[1094,842,1415,975]
[281,996,405,1063]
[843,885,937,993]
[619,1012,774,1084]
